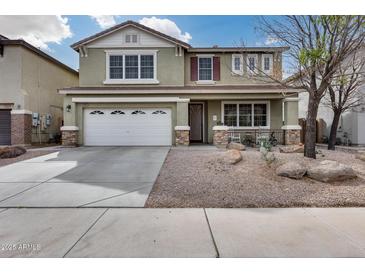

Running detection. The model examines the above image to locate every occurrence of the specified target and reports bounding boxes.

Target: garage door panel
[0,110,11,145]
[84,108,172,146]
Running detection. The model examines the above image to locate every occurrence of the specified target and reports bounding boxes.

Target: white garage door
[84,108,172,146]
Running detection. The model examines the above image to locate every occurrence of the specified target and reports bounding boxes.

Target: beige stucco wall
[0,46,23,108]
[19,47,78,142]
[284,100,299,126]
[184,52,282,86]
[79,47,185,87]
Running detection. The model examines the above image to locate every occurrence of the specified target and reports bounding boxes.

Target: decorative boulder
[279,145,304,153]
[355,151,365,162]
[227,142,246,151]
[307,160,357,183]
[223,149,242,164]
[0,146,27,159]
[276,162,307,179]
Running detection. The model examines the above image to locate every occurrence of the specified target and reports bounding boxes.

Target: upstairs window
[198,57,212,81]
[140,55,154,79]
[105,50,158,84]
[232,54,243,75]
[125,55,139,79]
[262,54,273,74]
[247,54,258,74]
[109,56,123,79]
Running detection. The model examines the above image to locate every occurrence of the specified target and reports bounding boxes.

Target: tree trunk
[304,95,320,159]
[328,111,341,150]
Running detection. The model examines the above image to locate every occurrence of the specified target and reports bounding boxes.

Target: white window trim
[221,101,271,129]
[197,54,215,84]
[262,54,273,75]
[104,50,159,84]
[232,54,243,75]
[247,54,258,75]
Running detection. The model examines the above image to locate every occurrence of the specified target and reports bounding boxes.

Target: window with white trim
[232,54,243,75]
[109,56,123,79]
[247,54,258,74]
[105,50,158,84]
[198,57,213,81]
[125,55,139,79]
[223,102,269,128]
[262,54,273,74]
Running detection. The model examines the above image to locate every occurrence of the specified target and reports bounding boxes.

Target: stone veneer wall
[11,114,32,145]
[213,126,229,148]
[175,130,190,146]
[62,130,79,146]
[284,129,301,145]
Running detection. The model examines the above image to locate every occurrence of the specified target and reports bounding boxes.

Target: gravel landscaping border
[145,148,365,208]
[0,150,55,167]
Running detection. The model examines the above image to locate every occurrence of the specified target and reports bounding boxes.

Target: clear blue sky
[49,16,275,71]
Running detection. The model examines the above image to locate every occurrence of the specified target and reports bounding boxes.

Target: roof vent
[212,45,219,48]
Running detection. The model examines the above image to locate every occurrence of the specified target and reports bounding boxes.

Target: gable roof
[71,20,191,50]
[0,38,78,75]
[0,34,9,40]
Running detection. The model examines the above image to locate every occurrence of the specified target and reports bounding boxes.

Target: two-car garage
[83,108,172,146]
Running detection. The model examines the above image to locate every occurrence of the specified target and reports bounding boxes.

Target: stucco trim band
[61,126,80,131]
[71,97,190,103]
[281,125,302,130]
[10,109,32,115]
[213,126,229,131]
[174,126,191,131]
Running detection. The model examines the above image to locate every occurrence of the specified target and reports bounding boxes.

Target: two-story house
[59,20,301,147]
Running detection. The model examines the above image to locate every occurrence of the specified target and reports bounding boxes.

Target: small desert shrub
[260,146,276,166]
[0,146,27,159]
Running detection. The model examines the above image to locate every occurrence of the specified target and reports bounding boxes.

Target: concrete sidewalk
[1,208,365,258]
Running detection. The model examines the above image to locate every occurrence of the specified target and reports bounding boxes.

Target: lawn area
[145,147,365,208]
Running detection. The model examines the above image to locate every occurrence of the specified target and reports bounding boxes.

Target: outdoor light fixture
[66,104,72,112]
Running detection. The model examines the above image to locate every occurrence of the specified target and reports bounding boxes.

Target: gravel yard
[145,147,365,208]
[0,150,54,167]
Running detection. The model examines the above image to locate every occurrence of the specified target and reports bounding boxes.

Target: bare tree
[323,50,365,150]
[255,16,365,158]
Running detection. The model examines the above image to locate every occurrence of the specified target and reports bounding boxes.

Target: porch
[177,98,301,146]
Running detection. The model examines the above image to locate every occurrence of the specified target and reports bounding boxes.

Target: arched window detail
[111,110,125,115]
[90,110,104,115]
[131,110,146,115]
[152,110,167,114]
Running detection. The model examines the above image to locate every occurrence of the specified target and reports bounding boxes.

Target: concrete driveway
[0,147,169,207]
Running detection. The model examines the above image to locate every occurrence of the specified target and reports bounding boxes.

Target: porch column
[213,125,229,148]
[61,96,79,146]
[175,100,190,146]
[281,98,301,145]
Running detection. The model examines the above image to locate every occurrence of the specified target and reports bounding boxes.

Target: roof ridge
[0,39,78,75]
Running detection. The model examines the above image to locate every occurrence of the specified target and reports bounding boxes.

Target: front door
[189,103,203,143]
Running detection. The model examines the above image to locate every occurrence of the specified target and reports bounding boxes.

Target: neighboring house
[0,35,79,146]
[299,88,365,145]
[298,47,365,146]
[59,20,301,147]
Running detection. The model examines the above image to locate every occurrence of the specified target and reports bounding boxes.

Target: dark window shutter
[213,56,220,81]
[190,57,198,81]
